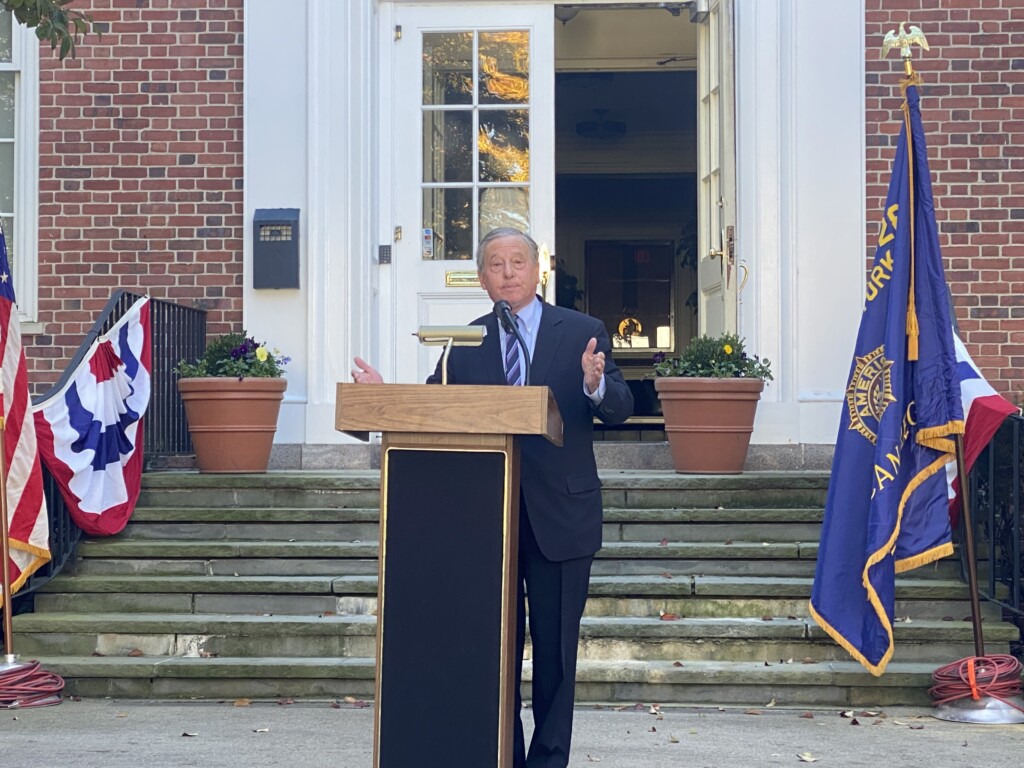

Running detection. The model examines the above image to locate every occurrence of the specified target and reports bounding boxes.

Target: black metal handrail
[960,412,1024,618]
[11,291,205,610]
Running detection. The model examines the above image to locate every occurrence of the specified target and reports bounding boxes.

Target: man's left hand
[582,337,605,395]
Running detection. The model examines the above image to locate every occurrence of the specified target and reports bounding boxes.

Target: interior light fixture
[554,7,581,25]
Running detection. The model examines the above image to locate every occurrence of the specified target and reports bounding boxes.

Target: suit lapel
[478,314,505,384]
[530,303,564,385]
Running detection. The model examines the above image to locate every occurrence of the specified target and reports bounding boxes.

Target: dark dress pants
[512,501,594,768]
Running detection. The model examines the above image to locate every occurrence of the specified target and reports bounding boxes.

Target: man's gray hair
[475,227,539,271]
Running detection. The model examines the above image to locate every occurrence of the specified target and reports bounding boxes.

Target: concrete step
[13,613,1012,664]
[71,538,962,580]
[603,507,824,542]
[33,654,941,706]
[35,574,990,625]
[116,506,832,544]
[136,470,831,512]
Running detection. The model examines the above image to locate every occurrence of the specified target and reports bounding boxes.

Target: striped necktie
[504,316,522,386]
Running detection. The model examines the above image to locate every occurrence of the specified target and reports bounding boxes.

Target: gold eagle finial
[880,22,930,60]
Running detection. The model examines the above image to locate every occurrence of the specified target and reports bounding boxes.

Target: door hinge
[395,25,402,41]
[394,226,403,242]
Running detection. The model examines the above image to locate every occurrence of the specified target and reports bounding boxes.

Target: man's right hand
[351,357,384,384]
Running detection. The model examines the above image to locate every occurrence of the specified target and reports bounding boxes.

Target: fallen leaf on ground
[277,698,295,706]
[850,718,860,726]
[744,709,762,716]
[797,752,819,763]
[649,704,662,715]
[116,712,128,718]
[672,661,684,667]
[233,699,252,708]
[725,539,733,545]
[182,732,198,738]
[330,701,341,709]
[126,648,144,657]
[660,613,680,621]
[253,728,269,733]
[766,698,776,708]
[802,657,818,664]
[800,712,814,719]
[660,538,669,547]
[648,726,657,732]
[909,724,925,730]
[840,710,855,718]
[761,615,774,622]
[669,734,679,743]
[586,756,601,763]
[661,572,674,579]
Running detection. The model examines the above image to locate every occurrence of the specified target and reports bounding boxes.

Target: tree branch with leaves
[4,0,92,60]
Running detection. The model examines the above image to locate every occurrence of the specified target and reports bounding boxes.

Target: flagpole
[953,434,985,657]
[0,414,14,663]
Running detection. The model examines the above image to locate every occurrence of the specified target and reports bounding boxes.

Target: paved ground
[2,699,1023,767]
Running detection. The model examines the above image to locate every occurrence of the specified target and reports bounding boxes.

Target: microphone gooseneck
[493,300,532,386]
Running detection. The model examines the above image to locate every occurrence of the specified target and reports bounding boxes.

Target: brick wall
[866,0,1024,403]
[28,0,244,392]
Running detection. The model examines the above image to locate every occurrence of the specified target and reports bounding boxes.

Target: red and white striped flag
[946,331,1020,525]
[0,227,49,604]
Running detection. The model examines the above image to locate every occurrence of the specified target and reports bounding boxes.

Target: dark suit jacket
[427,302,633,561]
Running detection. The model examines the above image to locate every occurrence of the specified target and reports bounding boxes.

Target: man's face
[478,235,541,314]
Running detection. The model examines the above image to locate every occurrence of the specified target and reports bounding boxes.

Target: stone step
[71,539,963,579]
[36,574,988,623]
[32,654,940,706]
[115,506,831,543]
[604,507,824,543]
[13,613,1012,664]
[39,573,975,599]
[135,470,830,511]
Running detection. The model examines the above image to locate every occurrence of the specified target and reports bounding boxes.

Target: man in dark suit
[353,227,633,767]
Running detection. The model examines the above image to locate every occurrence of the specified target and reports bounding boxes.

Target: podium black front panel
[378,448,508,768]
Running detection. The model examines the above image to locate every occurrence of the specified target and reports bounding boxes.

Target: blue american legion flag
[809,80,966,676]
[33,297,151,536]
[0,228,50,600]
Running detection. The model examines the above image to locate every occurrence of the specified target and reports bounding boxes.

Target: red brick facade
[867,0,1024,403]
[28,0,244,392]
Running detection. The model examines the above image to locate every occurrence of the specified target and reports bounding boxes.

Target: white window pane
[0,12,11,64]
[0,142,13,211]
[0,72,14,138]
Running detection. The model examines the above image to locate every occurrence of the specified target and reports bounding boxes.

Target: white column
[735,0,866,447]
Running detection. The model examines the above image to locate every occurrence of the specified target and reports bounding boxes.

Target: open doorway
[554,8,699,421]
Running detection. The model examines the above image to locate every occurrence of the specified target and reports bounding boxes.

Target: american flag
[0,227,49,603]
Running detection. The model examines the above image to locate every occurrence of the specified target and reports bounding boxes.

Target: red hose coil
[928,654,1024,712]
[0,660,65,708]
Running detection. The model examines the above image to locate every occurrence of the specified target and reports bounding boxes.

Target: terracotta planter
[178,377,287,473]
[654,377,764,474]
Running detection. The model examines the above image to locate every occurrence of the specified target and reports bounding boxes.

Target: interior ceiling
[554,8,698,71]
[554,8,698,136]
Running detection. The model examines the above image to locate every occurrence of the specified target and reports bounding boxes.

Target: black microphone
[493,300,531,386]
[494,300,516,334]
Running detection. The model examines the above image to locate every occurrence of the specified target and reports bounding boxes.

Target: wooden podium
[335,383,563,768]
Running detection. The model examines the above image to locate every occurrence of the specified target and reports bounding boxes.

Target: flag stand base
[933,695,1024,724]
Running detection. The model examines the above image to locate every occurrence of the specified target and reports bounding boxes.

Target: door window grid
[421,29,531,261]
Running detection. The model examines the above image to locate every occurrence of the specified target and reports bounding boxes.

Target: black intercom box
[253,208,300,289]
